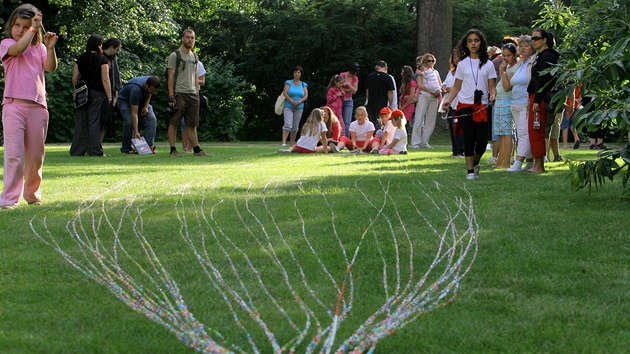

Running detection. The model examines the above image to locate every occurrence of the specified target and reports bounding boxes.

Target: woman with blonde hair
[506,35,536,172]
[411,53,442,149]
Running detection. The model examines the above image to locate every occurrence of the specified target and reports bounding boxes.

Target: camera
[474,89,483,105]
[166,103,178,115]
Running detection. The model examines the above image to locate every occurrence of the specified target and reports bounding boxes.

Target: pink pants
[1,100,49,207]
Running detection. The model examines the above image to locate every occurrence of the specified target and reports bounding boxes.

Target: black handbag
[199,93,209,110]
[74,80,89,108]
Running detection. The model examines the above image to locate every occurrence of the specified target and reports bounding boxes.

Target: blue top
[118,76,150,106]
[284,80,308,110]
[510,59,530,106]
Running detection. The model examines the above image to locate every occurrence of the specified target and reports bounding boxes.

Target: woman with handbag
[0,4,58,209]
[70,34,112,156]
[281,66,308,147]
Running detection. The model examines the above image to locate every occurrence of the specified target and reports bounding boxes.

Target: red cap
[391,109,404,118]
[379,107,392,115]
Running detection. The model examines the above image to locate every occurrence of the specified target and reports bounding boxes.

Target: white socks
[507,160,523,172]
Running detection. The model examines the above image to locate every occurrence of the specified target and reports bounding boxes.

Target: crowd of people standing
[279,27,580,180]
[0,6,611,210]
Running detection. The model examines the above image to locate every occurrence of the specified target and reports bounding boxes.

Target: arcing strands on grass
[31,179,479,353]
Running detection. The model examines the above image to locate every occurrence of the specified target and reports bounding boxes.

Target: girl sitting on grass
[336,106,376,153]
[279,108,329,154]
[320,106,343,152]
[379,109,408,155]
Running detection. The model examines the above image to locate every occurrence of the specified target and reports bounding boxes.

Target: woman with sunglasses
[411,53,442,149]
[527,29,559,173]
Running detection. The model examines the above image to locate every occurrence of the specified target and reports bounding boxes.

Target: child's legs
[1,103,28,206]
[342,100,353,138]
[23,105,49,203]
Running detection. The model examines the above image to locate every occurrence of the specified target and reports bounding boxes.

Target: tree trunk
[416,0,453,132]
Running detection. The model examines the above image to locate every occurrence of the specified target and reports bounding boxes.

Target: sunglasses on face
[427,59,435,62]
[531,36,543,41]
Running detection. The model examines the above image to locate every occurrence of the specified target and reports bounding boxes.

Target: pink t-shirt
[1,38,48,107]
[340,72,359,100]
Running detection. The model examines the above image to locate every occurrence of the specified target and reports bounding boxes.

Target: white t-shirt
[454,57,497,105]
[197,61,206,78]
[420,68,441,96]
[349,120,375,141]
[442,70,459,109]
[383,120,397,145]
[389,74,398,110]
[392,128,408,152]
[296,122,328,151]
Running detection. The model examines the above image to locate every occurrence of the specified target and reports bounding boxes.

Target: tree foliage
[539,0,630,198]
[0,0,544,143]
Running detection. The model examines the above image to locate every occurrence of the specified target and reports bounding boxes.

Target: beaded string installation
[31,179,479,353]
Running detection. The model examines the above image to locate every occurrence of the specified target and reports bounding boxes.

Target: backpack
[166,49,199,91]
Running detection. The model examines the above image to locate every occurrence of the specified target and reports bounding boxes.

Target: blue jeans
[342,99,354,138]
[119,99,157,152]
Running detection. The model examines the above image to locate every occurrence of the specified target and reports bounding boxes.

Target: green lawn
[1,141,628,353]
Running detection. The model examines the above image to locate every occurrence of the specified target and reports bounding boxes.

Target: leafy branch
[568,142,630,200]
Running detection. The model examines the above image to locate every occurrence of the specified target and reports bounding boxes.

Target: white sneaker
[281,143,287,147]
[486,143,492,151]
[473,164,480,178]
[487,156,498,164]
[328,141,339,153]
[278,149,292,153]
[370,148,379,154]
[466,173,478,180]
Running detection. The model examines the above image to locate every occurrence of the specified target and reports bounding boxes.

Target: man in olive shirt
[166,29,209,157]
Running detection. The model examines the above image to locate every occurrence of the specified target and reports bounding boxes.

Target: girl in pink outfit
[326,74,345,133]
[0,4,58,209]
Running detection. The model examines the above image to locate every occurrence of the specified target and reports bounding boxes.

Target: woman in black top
[70,34,112,156]
[527,28,559,172]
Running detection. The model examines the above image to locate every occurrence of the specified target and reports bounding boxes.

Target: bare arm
[441,79,462,110]
[72,64,80,87]
[101,64,112,102]
[167,68,176,97]
[130,104,141,139]
[43,32,58,73]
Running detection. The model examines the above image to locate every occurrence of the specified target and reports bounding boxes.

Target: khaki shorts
[169,93,199,127]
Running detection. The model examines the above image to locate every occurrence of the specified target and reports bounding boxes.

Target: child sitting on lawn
[371,107,397,154]
[379,109,408,155]
[279,108,329,154]
[336,106,377,153]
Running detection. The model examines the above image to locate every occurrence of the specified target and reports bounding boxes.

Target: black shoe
[573,140,580,149]
[597,144,608,150]
[589,144,598,150]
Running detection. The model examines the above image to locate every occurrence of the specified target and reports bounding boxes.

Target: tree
[416,0,453,80]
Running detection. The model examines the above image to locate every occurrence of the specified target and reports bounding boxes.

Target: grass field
[1,140,628,353]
